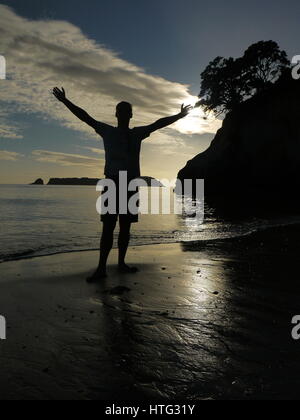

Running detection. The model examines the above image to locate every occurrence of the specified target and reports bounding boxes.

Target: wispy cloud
[77,146,105,155]
[0,150,24,161]
[0,109,23,139]
[0,4,220,143]
[0,123,22,139]
[32,150,104,167]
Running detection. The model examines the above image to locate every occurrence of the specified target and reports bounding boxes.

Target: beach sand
[0,226,300,400]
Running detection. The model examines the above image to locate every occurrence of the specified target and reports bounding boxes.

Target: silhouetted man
[53,87,191,281]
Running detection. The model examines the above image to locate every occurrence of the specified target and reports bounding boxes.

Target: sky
[0,0,300,184]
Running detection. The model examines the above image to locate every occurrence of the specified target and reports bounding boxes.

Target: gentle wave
[1,185,300,264]
[1,219,300,264]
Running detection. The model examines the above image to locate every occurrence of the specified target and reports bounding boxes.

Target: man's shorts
[100,177,140,224]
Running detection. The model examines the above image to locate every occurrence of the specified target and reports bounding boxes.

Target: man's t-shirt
[94,122,152,179]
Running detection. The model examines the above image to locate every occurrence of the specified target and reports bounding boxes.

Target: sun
[176,106,203,134]
[173,96,222,135]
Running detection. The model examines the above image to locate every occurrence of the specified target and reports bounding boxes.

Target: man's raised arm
[52,87,97,129]
[148,104,192,133]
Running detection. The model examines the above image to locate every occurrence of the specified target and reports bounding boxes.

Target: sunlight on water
[0,185,300,262]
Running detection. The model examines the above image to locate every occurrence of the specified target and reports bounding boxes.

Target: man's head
[116,101,133,122]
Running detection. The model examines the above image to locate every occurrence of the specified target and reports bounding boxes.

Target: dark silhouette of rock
[47,176,163,186]
[31,178,44,185]
[48,178,99,186]
[178,74,300,199]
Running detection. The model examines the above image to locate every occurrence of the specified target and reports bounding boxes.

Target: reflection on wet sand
[97,225,300,400]
[0,225,299,399]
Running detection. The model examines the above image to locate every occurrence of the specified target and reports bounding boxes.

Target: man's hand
[146,104,193,133]
[180,104,193,118]
[53,87,66,102]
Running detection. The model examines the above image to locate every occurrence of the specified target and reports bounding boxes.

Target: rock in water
[31,178,44,185]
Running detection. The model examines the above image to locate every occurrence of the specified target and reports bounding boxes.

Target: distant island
[31,177,165,187]
[31,178,44,185]
[48,178,99,186]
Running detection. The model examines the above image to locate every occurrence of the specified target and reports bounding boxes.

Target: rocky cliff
[178,75,300,197]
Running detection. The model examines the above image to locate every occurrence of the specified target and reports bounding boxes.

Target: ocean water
[0,184,300,263]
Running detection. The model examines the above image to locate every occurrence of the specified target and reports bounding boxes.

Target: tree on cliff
[242,41,289,92]
[198,56,250,115]
[198,41,289,115]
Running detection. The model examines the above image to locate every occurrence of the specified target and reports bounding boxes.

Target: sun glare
[173,96,221,135]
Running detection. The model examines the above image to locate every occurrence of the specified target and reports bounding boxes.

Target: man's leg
[118,219,138,273]
[87,218,117,282]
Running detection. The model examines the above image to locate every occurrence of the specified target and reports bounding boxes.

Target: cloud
[0,4,221,143]
[77,146,105,155]
[32,150,104,167]
[0,150,24,161]
[0,123,22,139]
[0,109,23,139]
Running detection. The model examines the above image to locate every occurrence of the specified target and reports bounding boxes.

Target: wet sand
[0,225,299,400]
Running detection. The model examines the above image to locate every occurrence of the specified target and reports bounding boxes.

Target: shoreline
[0,225,300,399]
[2,221,300,265]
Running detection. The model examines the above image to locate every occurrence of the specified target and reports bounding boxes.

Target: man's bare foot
[86,269,107,283]
[118,264,139,274]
